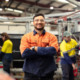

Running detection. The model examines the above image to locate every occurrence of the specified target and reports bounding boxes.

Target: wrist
[32,46,35,51]
[72,63,74,66]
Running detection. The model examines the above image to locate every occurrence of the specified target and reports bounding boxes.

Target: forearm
[75,45,79,50]
[34,46,57,56]
[63,53,73,64]
[22,45,57,58]
[22,48,40,58]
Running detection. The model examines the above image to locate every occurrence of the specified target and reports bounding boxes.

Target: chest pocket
[30,40,37,47]
[42,39,49,47]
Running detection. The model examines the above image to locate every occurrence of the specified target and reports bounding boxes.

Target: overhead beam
[36,9,41,13]
[46,9,74,14]
[59,3,68,8]
[5,1,10,6]
[35,0,40,3]
[13,0,52,8]
[46,10,55,14]
[3,6,75,14]
[13,0,75,13]
[0,1,3,7]
[47,1,55,5]
[67,0,80,7]
[3,6,36,14]
[15,2,21,8]
[8,0,13,7]
[0,13,20,17]
[30,0,40,7]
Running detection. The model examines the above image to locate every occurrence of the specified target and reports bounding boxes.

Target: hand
[34,46,37,52]
[78,41,80,47]
[72,63,76,70]
[30,47,32,50]
[0,46,2,49]
[30,46,38,52]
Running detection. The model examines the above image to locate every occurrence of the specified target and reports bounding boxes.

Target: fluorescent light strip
[69,3,77,7]
[14,10,23,13]
[4,22,10,23]
[5,8,13,11]
[58,0,69,3]
[5,8,23,13]
[7,8,13,11]
[6,0,9,1]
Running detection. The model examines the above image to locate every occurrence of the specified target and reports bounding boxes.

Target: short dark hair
[33,13,45,20]
[1,32,10,40]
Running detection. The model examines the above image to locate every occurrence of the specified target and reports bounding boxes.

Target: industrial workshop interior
[0,0,80,80]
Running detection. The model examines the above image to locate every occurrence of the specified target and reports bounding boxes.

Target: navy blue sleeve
[37,47,57,56]
[75,46,79,50]
[63,53,73,64]
[22,48,40,58]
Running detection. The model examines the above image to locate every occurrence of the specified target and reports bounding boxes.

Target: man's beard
[34,26,44,31]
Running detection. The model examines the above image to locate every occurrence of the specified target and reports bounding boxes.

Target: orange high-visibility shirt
[20,31,58,54]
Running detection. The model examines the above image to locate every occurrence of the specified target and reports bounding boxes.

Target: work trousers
[61,64,74,80]
[3,59,11,74]
[24,71,54,80]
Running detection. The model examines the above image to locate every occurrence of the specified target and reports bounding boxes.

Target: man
[60,31,80,80]
[20,13,58,80]
[0,32,13,74]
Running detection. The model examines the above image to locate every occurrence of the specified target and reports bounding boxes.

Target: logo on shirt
[34,40,37,42]
[72,43,74,45]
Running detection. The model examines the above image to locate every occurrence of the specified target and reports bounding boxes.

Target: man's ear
[33,21,34,25]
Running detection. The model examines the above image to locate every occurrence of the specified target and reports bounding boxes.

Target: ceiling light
[14,10,23,13]
[58,0,69,3]
[50,7,54,10]
[7,8,13,11]
[4,22,10,23]
[0,8,2,11]
[5,0,9,1]
[5,8,13,11]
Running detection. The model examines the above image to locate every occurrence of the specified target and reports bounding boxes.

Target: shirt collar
[65,40,68,43]
[33,29,46,35]
[64,40,71,43]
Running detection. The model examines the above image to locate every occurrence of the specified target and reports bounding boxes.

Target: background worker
[20,13,58,80]
[0,32,13,74]
[60,31,80,80]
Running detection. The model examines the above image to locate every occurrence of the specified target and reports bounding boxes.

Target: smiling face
[33,16,45,31]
